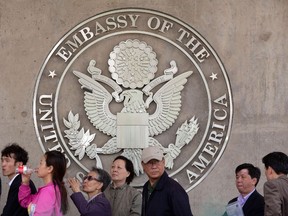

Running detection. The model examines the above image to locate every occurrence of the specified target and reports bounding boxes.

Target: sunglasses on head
[83,175,100,182]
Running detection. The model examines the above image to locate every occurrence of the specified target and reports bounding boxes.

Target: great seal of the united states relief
[33,8,233,191]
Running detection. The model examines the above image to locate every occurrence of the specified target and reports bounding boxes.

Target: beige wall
[1,1,287,215]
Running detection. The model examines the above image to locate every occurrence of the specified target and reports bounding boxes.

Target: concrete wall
[1,1,287,215]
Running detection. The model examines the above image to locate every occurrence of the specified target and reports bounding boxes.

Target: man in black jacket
[223,163,264,216]
[1,143,37,216]
[141,146,193,216]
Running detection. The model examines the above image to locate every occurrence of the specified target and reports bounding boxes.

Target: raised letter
[43,130,58,142]
[41,123,54,131]
[117,15,128,28]
[177,28,189,42]
[56,47,72,62]
[39,94,53,107]
[203,142,218,157]
[187,169,199,184]
[128,14,139,27]
[39,109,53,121]
[95,22,107,35]
[192,154,211,173]
[195,47,210,62]
[213,109,227,121]
[214,94,228,107]
[79,27,94,42]
[212,122,226,131]
[208,131,223,144]
[185,36,201,53]
[147,17,161,30]
[106,17,117,31]
[159,19,173,33]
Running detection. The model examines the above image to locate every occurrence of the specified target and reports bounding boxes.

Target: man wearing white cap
[141,146,193,216]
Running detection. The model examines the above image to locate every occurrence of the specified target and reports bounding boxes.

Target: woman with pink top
[18,150,68,215]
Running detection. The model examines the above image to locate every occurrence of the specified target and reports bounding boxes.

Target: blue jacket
[70,192,112,216]
[142,171,193,216]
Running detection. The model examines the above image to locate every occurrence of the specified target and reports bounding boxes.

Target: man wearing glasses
[68,167,112,216]
[141,146,193,216]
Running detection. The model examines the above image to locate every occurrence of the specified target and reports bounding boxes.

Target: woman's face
[111,159,130,184]
[82,171,103,194]
[37,155,52,178]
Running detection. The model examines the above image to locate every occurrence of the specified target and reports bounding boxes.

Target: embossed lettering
[39,94,53,106]
[186,169,200,184]
[39,109,53,121]
[56,47,72,62]
[147,16,173,33]
[192,153,211,173]
[214,94,228,107]
[177,28,210,62]
[203,142,218,157]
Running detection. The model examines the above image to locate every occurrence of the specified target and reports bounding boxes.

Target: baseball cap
[141,146,164,163]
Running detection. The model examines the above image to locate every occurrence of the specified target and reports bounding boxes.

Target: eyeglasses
[83,175,100,182]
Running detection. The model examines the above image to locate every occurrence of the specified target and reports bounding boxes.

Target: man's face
[235,168,257,196]
[1,153,21,179]
[142,159,165,182]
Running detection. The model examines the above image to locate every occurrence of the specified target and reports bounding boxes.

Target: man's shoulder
[247,190,264,204]
[125,185,142,195]
[265,175,288,187]
[253,189,264,198]
[165,176,188,194]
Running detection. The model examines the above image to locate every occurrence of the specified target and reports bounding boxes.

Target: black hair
[1,143,29,165]
[45,150,68,214]
[235,163,261,186]
[262,152,288,175]
[113,155,135,185]
[91,167,111,192]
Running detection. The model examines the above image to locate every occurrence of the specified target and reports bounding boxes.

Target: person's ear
[47,165,54,173]
[267,166,274,175]
[97,182,103,191]
[252,177,257,186]
[15,161,23,167]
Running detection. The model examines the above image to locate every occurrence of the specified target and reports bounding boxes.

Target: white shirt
[8,173,19,186]
[237,188,255,206]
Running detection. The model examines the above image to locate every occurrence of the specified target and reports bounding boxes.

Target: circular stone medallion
[33,8,233,192]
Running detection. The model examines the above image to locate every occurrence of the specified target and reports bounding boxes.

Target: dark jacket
[223,189,264,216]
[142,171,193,216]
[1,174,37,216]
[70,192,112,216]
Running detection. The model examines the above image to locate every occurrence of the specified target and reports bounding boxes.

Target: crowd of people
[0,142,287,216]
[222,152,288,216]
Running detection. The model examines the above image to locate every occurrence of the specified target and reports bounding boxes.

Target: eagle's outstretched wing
[74,71,117,136]
[148,71,193,136]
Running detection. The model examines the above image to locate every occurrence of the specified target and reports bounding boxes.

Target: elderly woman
[68,167,112,216]
[104,155,142,216]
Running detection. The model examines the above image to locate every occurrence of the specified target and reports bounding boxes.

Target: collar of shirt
[88,192,102,203]
[9,173,19,186]
[111,182,127,190]
[237,188,255,206]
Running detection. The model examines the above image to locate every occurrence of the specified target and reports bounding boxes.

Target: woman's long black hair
[45,150,68,214]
